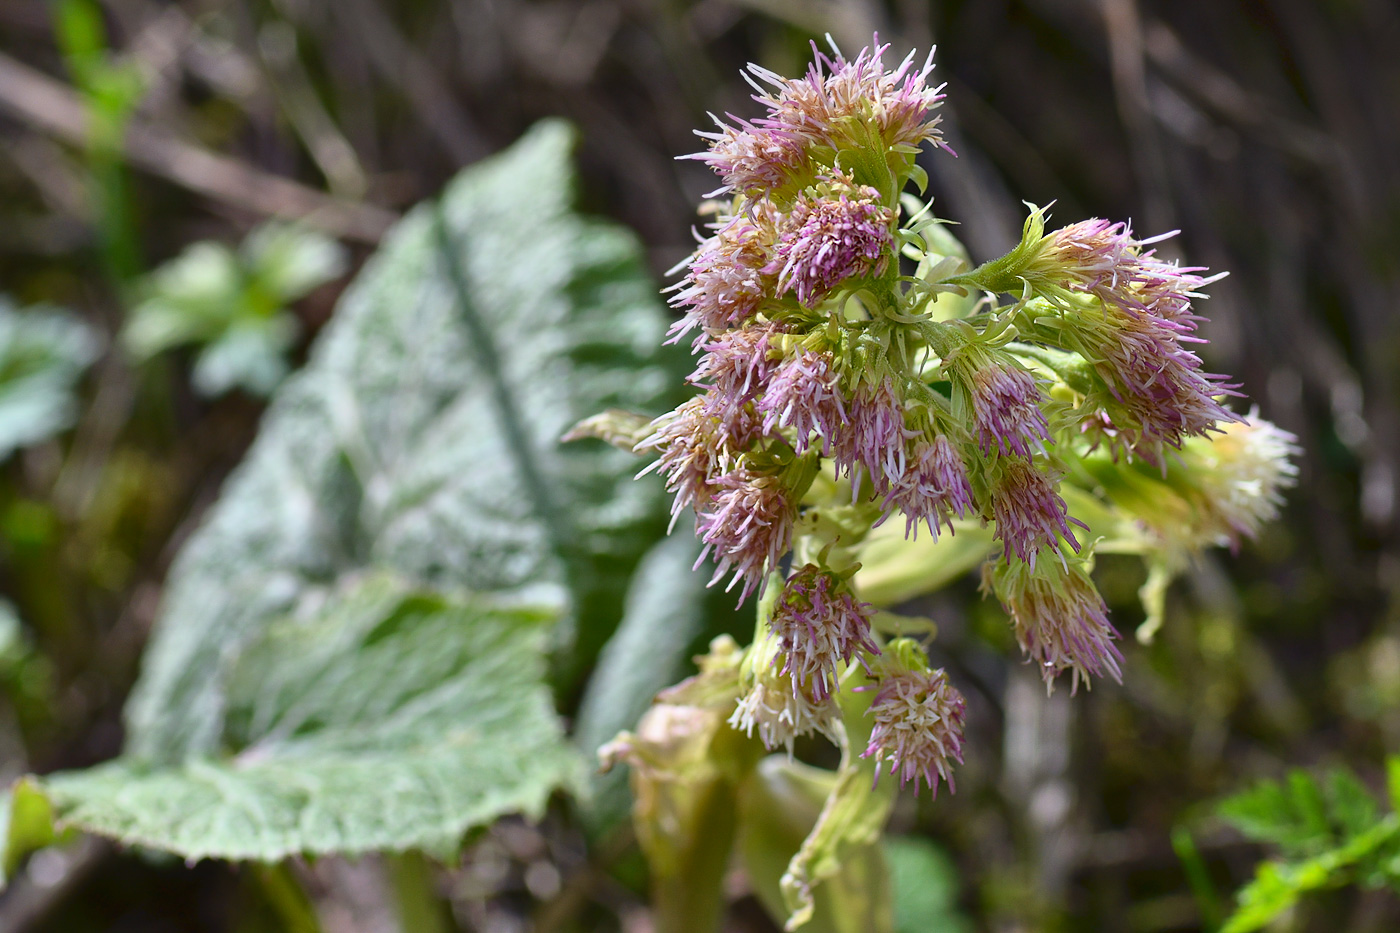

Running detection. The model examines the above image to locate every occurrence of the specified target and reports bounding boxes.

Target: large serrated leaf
[25,576,581,861]
[3,121,677,873]
[123,119,678,765]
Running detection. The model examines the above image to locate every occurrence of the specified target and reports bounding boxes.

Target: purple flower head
[1071,301,1239,465]
[755,345,848,454]
[1043,219,1216,322]
[982,556,1124,694]
[638,395,760,527]
[862,668,966,797]
[770,564,879,701]
[879,434,976,538]
[990,458,1082,567]
[753,38,950,154]
[967,362,1051,459]
[768,180,895,306]
[686,118,814,200]
[684,38,951,199]
[694,469,795,603]
[690,324,782,423]
[666,210,776,345]
[833,378,911,495]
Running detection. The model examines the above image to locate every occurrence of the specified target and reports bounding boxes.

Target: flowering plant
[582,36,1298,931]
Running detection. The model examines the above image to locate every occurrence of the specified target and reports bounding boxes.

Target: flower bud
[769,178,895,307]
[694,469,795,601]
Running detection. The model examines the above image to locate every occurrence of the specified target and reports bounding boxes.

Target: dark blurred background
[0,1,1397,930]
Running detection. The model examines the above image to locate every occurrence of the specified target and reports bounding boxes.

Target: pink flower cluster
[983,557,1124,694]
[862,668,966,797]
[645,38,965,604]
[770,181,895,306]
[689,40,949,198]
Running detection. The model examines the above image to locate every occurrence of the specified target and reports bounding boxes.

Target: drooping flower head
[769,175,896,306]
[638,396,759,525]
[833,377,911,494]
[755,344,848,454]
[730,675,840,755]
[1057,297,1239,465]
[959,359,1051,459]
[694,469,795,601]
[974,207,1238,464]
[731,616,839,755]
[666,207,779,344]
[690,324,782,422]
[879,433,976,538]
[989,457,1082,566]
[862,649,966,797]
[982,553,1124,694]
[769,564,879,700]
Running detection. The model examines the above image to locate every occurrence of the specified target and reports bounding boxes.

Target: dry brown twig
[0,50,396,243]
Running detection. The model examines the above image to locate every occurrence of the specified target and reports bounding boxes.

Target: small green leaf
[191,315,299,398]
[124,242,244,360]
[1325,768,1380,840]
[0,298,100,462]
[1219,770,1333,857]
[243,223,348,302]
[1221,861,1301,933]
[1287,770,1331,847]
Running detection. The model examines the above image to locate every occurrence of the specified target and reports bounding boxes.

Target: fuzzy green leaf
[16,576,581,863]
[123,119,676,766]
[3,121,673,874]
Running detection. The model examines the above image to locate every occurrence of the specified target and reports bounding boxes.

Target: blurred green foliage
[0,298,99,462]
[1214,760,1400,933]
[124,223,346,397]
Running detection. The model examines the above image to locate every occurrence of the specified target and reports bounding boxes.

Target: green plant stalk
[652,777,740,933]
[254,863,323,933]
[53,0,144,286]
[389,851,453,933]
[1172,826,1223,932]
